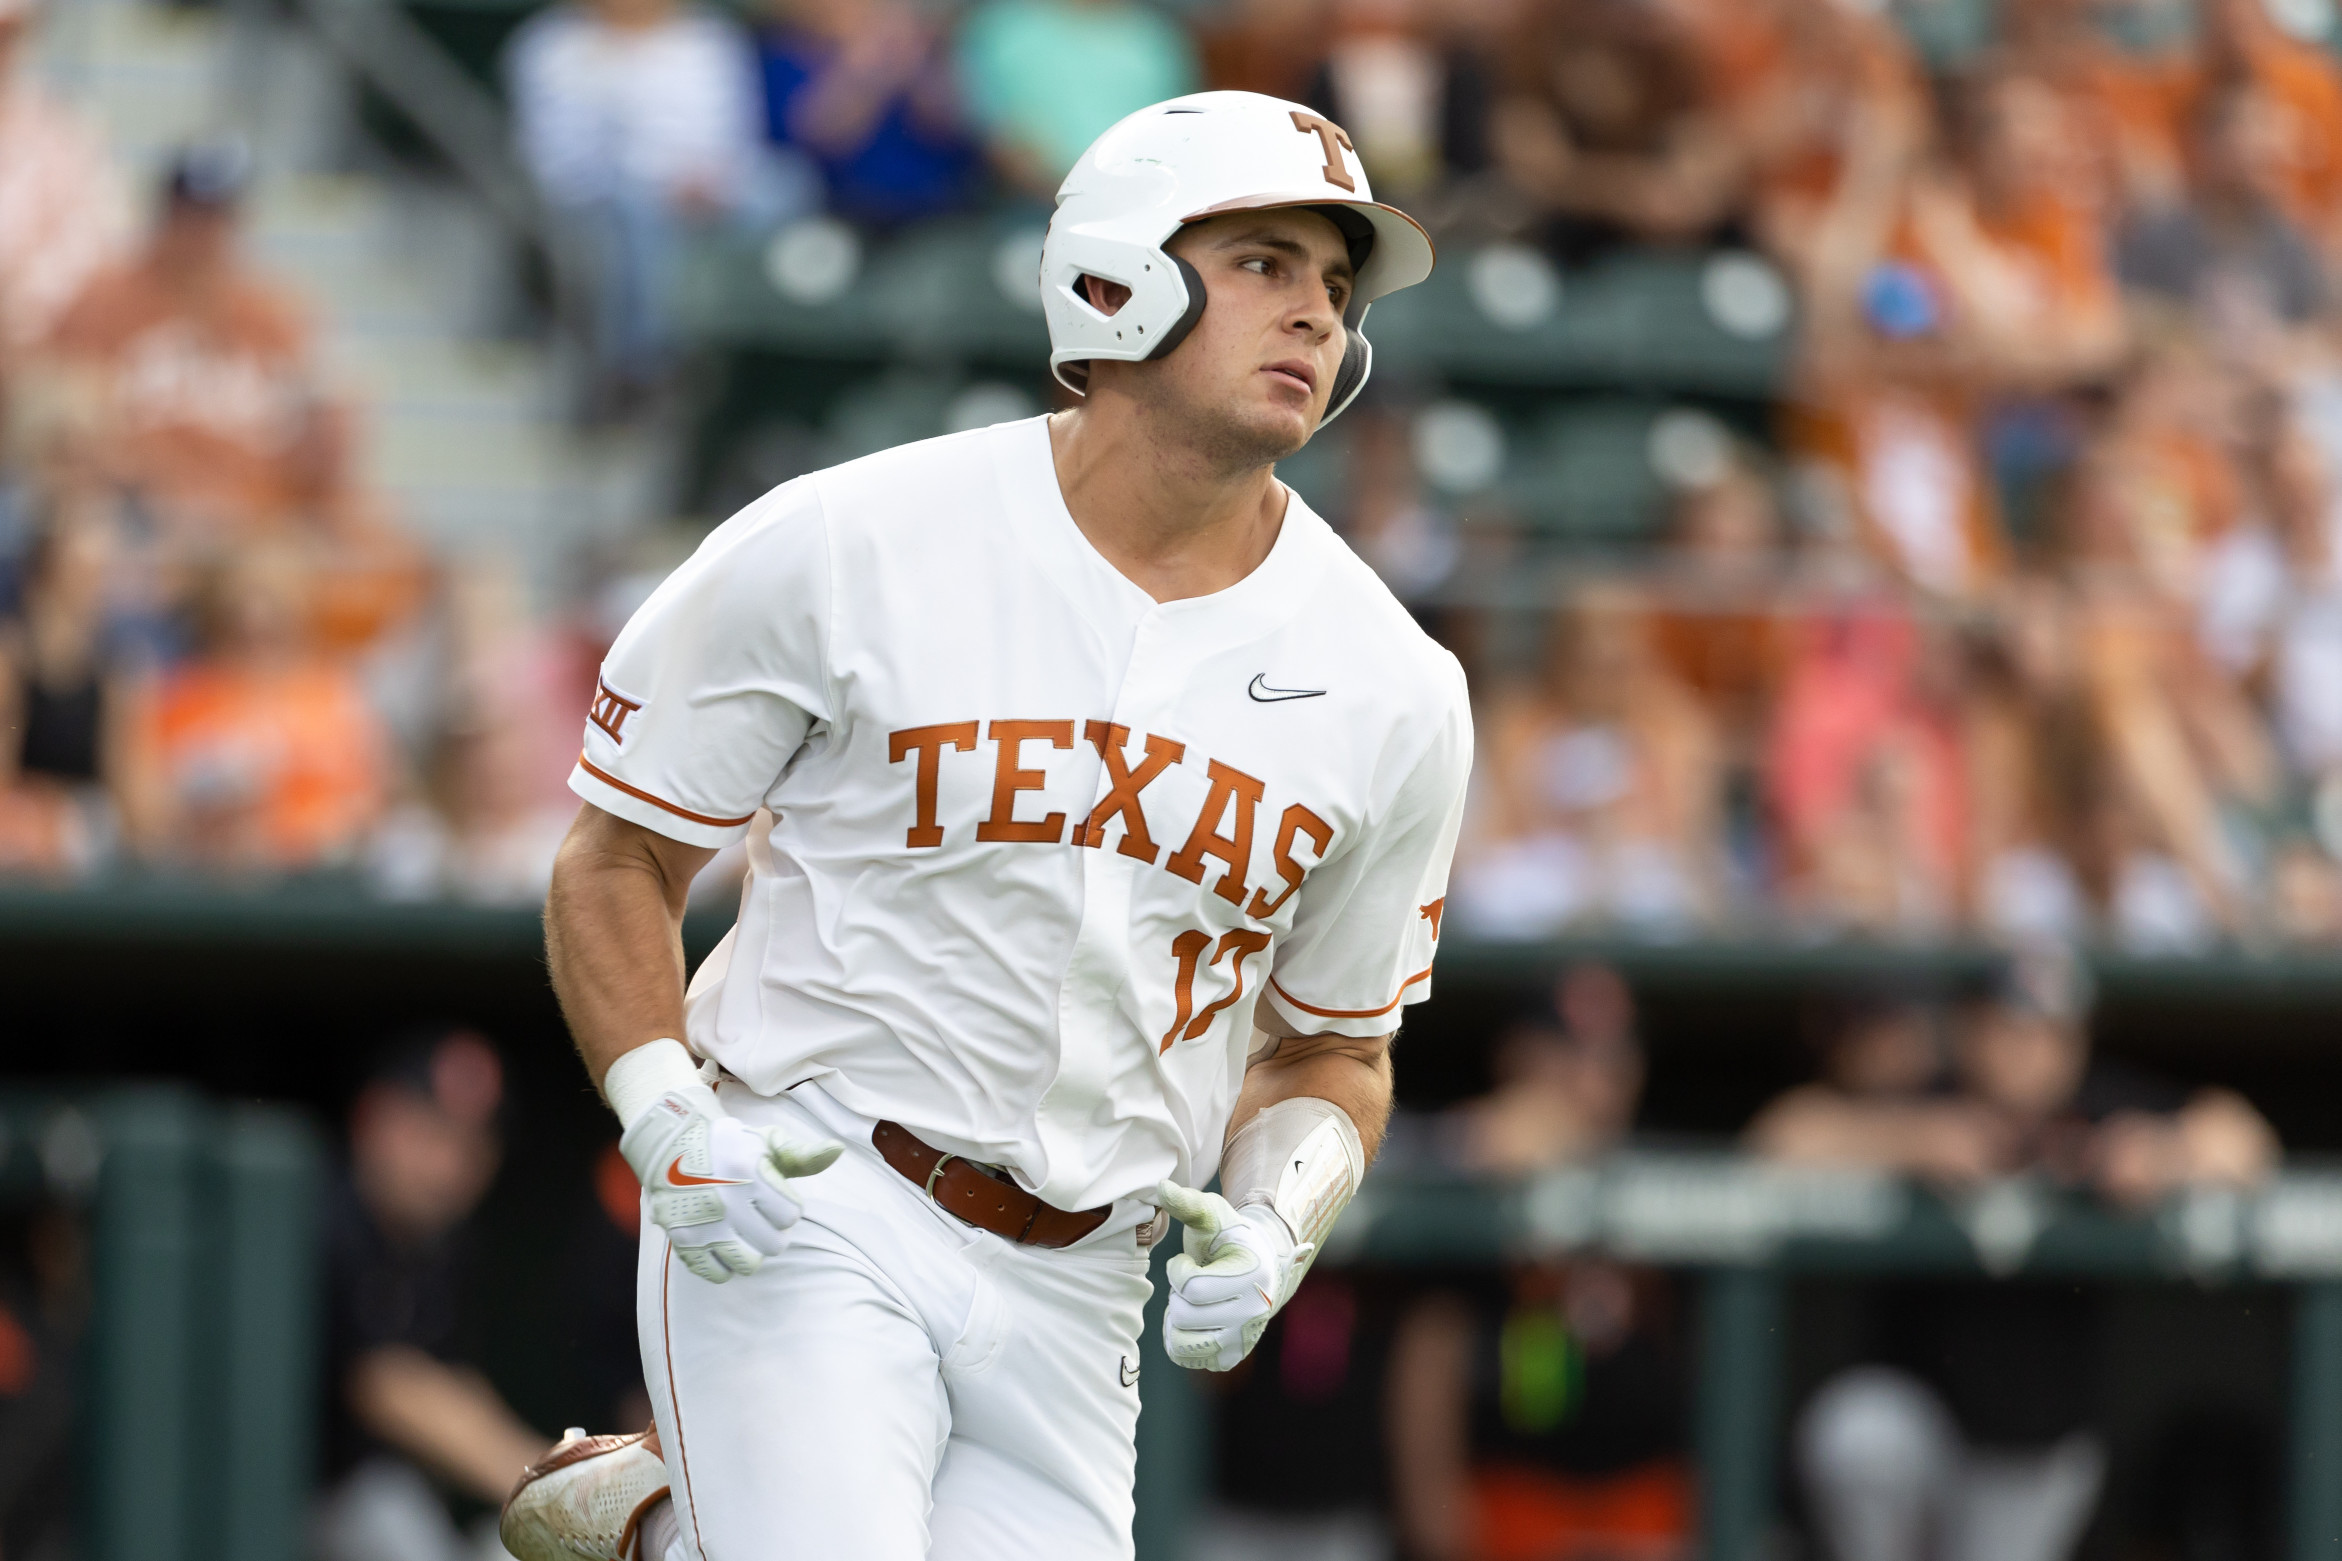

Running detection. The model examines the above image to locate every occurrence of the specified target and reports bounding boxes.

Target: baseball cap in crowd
[162,139,254,209]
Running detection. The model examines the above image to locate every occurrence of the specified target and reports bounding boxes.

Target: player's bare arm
[545,804,712,1087]
[545,804,843,1290]
[1233,1026,1394,1162]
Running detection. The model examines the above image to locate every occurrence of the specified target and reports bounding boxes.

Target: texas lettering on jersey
[887,717,1355,1053]
[888,718,1326,909]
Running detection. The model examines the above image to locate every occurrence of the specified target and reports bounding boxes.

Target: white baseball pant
[636,1081,1159,1560]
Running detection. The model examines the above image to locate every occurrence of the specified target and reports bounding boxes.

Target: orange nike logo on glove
[665,1156,745,1188]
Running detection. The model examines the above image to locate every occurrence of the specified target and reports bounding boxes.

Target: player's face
[1151,209,1357,466]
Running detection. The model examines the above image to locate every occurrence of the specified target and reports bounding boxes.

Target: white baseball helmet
[1041,91,1436,425]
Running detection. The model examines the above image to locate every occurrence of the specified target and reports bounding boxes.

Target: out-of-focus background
[7,0,2342,1556]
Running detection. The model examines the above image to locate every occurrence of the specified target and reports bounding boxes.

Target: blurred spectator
[137,545,388,871]
[0,0,129,393]
[2119,83,2328,331]
[757,0,983,227]
[1741,0,1933,280]
[1185,1268,1395,1561]
[0,503,152,876]
[1997,0,2192,218]
[1301,0,1489,204]
[1325,402,1462,608]
[954,0,1199,195]
[314,1030,552,1561]
[2204,409,2342,785]
[1454,584,1724,938]
[1776,103,2026,603]
[1947,66,2127,389]
[2064,396,2282,948]
[1747,990,2002,1185]
[1652,458,1789,738]
[1647,460,1794,903]
[510,0,814,410]
[1958,582,2095,943]
[1388,967,1692,1561]
[2187,0,2342,260]
[1765,605,1967,934]
[39,144,373,545]
[1197,0,1334,105]
[0,1199,85,1561]
[1444,963,1643,1178]
[367,559,583,904]
[1757,949,2276,1561]
[1490,0,1751,258]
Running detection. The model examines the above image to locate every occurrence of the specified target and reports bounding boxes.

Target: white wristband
[1220,1097,1364,1252]
[602,1038,705,1132]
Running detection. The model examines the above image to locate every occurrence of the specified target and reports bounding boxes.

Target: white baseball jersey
[571,416,1471,1212]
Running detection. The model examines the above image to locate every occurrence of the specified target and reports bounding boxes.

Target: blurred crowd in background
[6,0,2342,957]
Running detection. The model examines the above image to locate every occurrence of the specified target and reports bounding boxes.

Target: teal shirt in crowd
[957,0,1200,182]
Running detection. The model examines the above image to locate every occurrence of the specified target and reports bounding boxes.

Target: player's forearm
[545,805,711,1089]
[1230,1030,1393,1164]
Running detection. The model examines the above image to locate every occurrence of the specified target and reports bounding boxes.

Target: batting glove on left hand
[1157,1180,1314,1372]
[620,1085,842,1284]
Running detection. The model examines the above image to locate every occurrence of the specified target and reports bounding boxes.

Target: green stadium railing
[674,227,1792,399]
[1178,1155,2342,1561]
[0,1088,323,1561]
[16,876,2342,1003]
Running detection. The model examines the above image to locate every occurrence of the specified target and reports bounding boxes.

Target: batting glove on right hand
[619,1085,842,1284]
[1158,1180,1313,1372]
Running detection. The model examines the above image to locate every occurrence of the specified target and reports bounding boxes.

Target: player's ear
[1080,275,1132,317]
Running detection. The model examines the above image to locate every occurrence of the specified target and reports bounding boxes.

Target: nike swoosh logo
[1248,674,1326,703]
[1119,1355,1141,1387]
[665,1155,745,1188]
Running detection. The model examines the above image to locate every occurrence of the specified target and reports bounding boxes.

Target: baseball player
[500,89,1469,1561]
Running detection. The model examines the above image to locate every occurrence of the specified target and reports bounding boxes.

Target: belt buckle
[924,1152,957,1200]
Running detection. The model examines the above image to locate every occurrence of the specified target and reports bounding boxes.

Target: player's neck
[1047,406,1288,604]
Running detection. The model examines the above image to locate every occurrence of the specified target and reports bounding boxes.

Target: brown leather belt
[872,1121,1110,1249]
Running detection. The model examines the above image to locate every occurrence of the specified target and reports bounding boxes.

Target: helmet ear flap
[1321,327,1370,424]
[1145,253,1209,361]
[1093,251,1375,421]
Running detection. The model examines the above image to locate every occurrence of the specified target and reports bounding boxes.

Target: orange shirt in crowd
[2023,47,2195,212]
[1743,0,1927,221]
[2080,423,2243,603]
[45,255,341,536]
[2044,28,2342,231]
[1470,1461,1693,1561]
[1665,0,1788,111]
[1781,384,2006,600]
[0,75,128,356]
[2191,30,2342,235]
[1974,181,2119,321]
[1651,607,1786,734]
[147,659,385,868]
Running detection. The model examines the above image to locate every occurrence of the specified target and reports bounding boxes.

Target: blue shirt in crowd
[759,33,982,227]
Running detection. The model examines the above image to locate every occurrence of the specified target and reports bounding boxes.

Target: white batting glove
[619,1084,842,1284]
[1157,1180,1315,1372]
